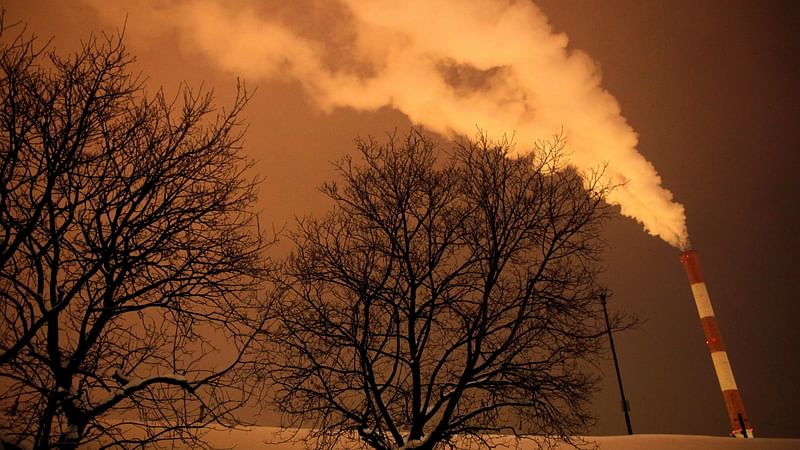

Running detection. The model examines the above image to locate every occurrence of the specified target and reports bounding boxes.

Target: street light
[600,291,633,435]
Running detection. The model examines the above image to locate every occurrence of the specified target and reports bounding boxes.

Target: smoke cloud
[84,0,689,248]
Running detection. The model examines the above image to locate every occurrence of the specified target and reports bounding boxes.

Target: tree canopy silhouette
[265,130,620,450]
[0,17,269,449]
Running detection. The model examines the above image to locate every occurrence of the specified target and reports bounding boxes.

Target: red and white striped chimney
[679,249,753,438]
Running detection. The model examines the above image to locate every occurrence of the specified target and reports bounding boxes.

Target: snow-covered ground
[195,426,800,449]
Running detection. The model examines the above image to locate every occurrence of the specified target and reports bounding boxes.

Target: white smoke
[84,0,689,248]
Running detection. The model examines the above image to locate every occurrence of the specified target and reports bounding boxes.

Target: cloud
[83,0,688,248]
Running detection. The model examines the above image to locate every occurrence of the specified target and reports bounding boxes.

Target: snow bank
[194,426,800,450]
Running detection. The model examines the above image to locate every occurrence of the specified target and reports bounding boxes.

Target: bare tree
[0,17,269,449]
[265,129,621,450]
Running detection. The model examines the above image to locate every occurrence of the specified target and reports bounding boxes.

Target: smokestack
[679,250,753,438]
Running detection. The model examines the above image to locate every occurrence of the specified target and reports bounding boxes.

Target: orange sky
[3,0,798,438]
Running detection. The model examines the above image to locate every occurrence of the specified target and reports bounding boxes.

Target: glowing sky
[3,0,798,438]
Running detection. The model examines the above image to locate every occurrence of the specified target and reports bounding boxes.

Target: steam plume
[85,0,689,248]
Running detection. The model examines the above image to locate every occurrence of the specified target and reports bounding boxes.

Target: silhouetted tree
[0,17,269,449]
[265,129,620,450]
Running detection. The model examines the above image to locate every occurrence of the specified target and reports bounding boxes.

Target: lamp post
[600,292,633,435]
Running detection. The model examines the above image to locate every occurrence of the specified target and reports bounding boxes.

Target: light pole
[600,292,633,435]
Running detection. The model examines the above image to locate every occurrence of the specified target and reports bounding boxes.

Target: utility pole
[600,292,633,435]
